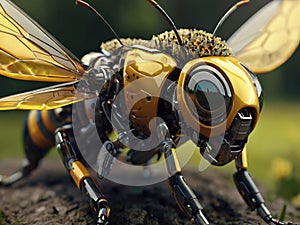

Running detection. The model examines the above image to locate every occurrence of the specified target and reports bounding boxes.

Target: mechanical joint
[164,147,182,175]
[57,141,78,170]
[97,141,118,178]
[80,177,107,212]
[55,126,78,170]
[97,200,110,225]
[234,169,273,223]
[169,173,209,224]
[80,177,110,225]
[233,169,264,209]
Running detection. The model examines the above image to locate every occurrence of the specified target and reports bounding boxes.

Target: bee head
[177,55,263,166]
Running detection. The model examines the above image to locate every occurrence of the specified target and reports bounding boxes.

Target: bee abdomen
[23,110,62,164]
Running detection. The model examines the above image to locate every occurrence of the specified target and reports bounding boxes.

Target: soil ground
[0,159,299,225]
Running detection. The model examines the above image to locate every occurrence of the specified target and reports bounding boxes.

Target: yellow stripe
[70,161,90,188]
[241,149,248,169]
[41,110,57,132]
[28,110,53,149]
[171,148,182,173]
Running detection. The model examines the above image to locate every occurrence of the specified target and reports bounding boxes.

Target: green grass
[0,111,27,158]
[247,101,300,187]
[0,210,4,225]
[0,209,22,225]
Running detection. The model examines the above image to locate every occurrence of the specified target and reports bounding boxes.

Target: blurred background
[0,0,300,203]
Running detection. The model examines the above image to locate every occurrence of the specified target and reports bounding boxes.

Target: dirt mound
[0,159,298,225]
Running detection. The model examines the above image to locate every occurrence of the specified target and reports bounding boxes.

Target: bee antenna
[76,0,124,46]
[212,0,250,37]
[147,0,183,46]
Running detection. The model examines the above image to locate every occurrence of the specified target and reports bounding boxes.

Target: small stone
[52,206,68,216]
[36,206,46,213]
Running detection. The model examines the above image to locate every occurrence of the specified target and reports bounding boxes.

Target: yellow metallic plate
[240,149,248,169]
[123,48,177,135]
[178,56,260,137]
[70,161,90,188]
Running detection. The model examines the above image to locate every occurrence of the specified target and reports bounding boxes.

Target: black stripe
[36,111,55,141]
[47,110,61,128]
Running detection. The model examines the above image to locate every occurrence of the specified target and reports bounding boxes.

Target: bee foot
[0,174,4,185]
[97,203,110,225]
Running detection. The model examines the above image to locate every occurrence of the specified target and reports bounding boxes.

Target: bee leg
[0,158,37,186]
[234,149,295,225]
[162,139,209,225]
[55,124,110,225]
[0,136,50,186]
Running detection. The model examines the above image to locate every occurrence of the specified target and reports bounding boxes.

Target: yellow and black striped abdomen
[23,110,63,165]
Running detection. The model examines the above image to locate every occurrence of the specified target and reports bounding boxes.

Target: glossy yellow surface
[241,149,248,169]
[70,161,90,188]
[170,148,182,174]
[178,56,260,137]
[123,48,177,135]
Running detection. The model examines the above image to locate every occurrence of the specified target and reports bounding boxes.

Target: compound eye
[194,77,226,111]
[185,64,232,126]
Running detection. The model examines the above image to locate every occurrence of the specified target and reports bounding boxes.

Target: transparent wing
[0,81,97,110]
[227,0,300,74]
[0,0,86,82]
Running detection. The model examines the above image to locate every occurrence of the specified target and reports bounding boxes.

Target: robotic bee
[0,0,299,224]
